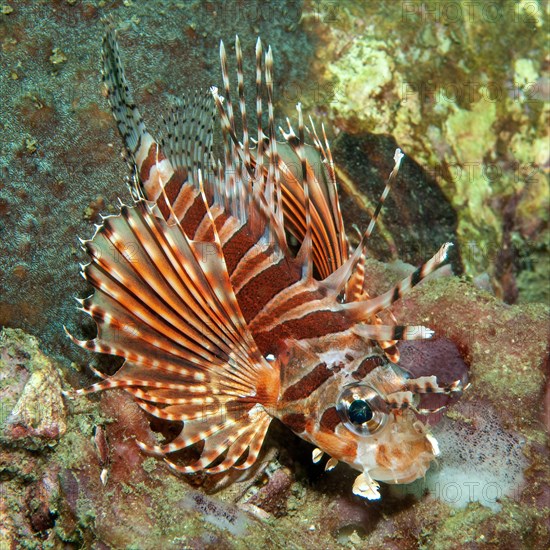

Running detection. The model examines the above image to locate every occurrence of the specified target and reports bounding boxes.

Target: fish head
[276,332,442,498]
[336,363,440,479]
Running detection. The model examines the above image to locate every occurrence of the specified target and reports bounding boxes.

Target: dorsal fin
[278,117,346,280]
[101,27,153,167]
[158,93,215,178]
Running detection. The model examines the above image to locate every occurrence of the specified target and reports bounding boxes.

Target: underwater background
[0,0,548,548]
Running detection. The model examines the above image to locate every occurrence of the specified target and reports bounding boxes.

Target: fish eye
[348,399,373,424]
[336,384,388,436]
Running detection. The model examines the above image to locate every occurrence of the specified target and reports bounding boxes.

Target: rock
[0,493,18,550]
[392,276,548,433]
[53,388,282,548]
[246,468,293,517]
[304,2,549,303]
[333,132,462,270]
[0,328,66,450]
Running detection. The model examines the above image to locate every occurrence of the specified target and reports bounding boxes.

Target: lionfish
[66,28,462,500]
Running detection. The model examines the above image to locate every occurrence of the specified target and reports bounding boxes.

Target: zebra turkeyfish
[66,28,462,500]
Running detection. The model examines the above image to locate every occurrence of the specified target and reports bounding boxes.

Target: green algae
[103,467,270,548]
[142,456,158,473]
[53,400,106,471]
[328,38,397,132]
[427,500,550,550]
[472,339,543,401]
[444,100,497,204]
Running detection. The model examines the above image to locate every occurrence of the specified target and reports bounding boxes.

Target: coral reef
[1,268,548,548]
[0,1,548,548]
[0,328,66,450]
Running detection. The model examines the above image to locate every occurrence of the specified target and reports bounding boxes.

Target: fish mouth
[354,419,439,484]
[371,433,438,484]
[369,454,433,484]
[370,460,433,484]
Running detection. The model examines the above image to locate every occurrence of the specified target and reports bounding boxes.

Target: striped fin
[211,37,348,283]
[158,93,215,178]
[318,149,406,298]
[102,28,213,228]
[278,112,348,279]
[67,199,279,473]
[101,27,154,168]
[211,36,350,277]
[343,147,402,301]
[101,31,298,326]
[338,150,405,361]
[307,118,347,268]
[246,150,449,347]
[102,27,177,208]
[208,58,449,352]
[345,228,367,301]
[101,32,346,335]
[248,242,452,346]
[155,93,217,225]
[342,242,453,321]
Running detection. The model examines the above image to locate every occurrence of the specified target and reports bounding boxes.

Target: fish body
[67,29,462,499]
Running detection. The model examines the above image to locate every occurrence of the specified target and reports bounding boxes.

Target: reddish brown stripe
[282,363,332,402]
[221,224,261,275]
[238,259,301,325]
[351,355,386,380]
[213,210,229,235]
[319,407,340,433]
[194,207,230,243]
[258,286,316,324]
[139,144,166,187]
[382,344,399,357]
[230,245,272,291]
[181,194,208,238]
[156,168,189,218]
[272,310,352,342]
[281,413,307,434]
